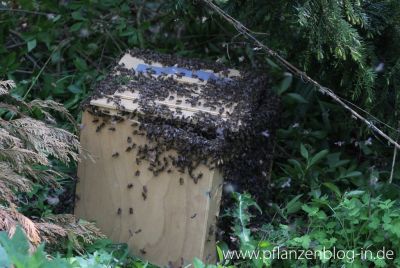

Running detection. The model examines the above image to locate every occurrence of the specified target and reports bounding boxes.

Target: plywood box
[75,49,278,266]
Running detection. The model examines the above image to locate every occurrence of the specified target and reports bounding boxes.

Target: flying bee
[112,152,119,158]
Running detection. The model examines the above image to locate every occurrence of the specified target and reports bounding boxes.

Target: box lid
[87,49,270,132]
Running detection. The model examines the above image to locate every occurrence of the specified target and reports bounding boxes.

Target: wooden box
[75,51,244,266]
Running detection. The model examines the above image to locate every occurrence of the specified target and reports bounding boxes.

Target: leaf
[27,39,37,52]
[193,257,205,268]
[323,182,341,197]
[285,194,303,214]
[345,190,365,198]
[340,171,362,179]
[0,245,11,267]
[73,58,88,71]
[309,149,328,166]
[285,93,308,103]
[300,144,309,160]
[67,84,82,94]
[277,73,293,95]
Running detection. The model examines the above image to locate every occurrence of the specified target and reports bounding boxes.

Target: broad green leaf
[285,194,303,214]
[345,190,365,197]
[309,149,328,166]
[286,93,308,103]
[27,39,37,52]
[277,73,292,95]
[300,144,308,159]
[323,182,341,197]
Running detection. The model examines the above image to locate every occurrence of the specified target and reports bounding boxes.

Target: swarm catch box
[75,49,277,266]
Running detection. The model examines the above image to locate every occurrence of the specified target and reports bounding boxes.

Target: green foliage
[0,228,154,268]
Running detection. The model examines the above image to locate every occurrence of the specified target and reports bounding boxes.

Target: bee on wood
[117,208,122,215]
[112,152,119,158]
[167,169,172,173]
[125,146,132,152]
[179,177,184,185]
[135,229,142,234]
[127,137,132,143]
[136,158,141,165]
[135,170,140,176]
[131,122,139,127]
[140,248,146,255]
[108,127,116,131]
[96,122,105,132]
[127,183,133,189]
[190,213,197,219]
[142,191,147,200]
[143,185,148,193]
[176,99,182,105]
[129,208,133,214]
[92,118,99,123]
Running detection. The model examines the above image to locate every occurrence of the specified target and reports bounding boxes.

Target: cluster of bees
[84,50,279,232]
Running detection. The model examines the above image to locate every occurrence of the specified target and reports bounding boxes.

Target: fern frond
[7,118,81,163]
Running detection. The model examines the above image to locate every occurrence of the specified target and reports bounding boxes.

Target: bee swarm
[84,49,279,195]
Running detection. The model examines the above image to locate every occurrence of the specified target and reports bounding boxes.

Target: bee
[127,137,132,143]
[140,248,146,255]
[131,122,139,127]
[167,169,172,173]
[108,127,116,131]
[129,229,133,237]
[117,208,122,215]
[112,152,119,158]
[135,170,140,176]
[176,99,182,105]
[136,158,141,165]
[127,183,133,189]
[92,118,99,123]
[179,177,184,185]
[135,229,142,234]
[129,208,134,214]
[142,191,147,200]
[126,146,132,152]
[143,185,148,193]
[96,122,105,132]
[190,213,197,219]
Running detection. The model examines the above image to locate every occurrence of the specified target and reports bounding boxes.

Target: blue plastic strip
[136,63,229,82]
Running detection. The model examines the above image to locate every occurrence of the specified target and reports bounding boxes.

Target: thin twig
[201,0,400,149]
[389,122,400,183]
